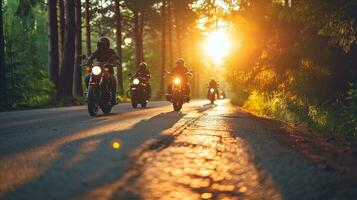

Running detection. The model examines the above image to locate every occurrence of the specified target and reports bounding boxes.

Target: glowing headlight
[210,88,215,93]
[133,78,140,85]
[92,66,101,75]
[174,78,181,85]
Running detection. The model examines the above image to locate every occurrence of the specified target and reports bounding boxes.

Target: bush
[337,84,357,140]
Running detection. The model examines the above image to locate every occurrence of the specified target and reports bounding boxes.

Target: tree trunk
[0,0,6,108]
[48,0,59,90]
[73,0,83,97]
[139,12,144,63]
[85,0,91,55]
[158,0,166,98]
[173,1,182,57]
[167,0,173,69]
[115,0,124,95]
[59,0,76,99]
[58,0,65,65]
[134,10,142,67]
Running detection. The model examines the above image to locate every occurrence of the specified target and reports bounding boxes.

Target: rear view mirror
[80,55,87,60]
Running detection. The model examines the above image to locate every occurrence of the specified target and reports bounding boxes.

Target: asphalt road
[0,100,356,200]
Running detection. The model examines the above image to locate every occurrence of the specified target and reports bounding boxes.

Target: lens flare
[112,141,121,150]
[204,28,231,64]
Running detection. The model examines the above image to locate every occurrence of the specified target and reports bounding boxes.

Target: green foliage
[2,0,53,110]
[226,1,357,141]
[1,0,203,110]
[243,91,300,123]
[338,84,357,139]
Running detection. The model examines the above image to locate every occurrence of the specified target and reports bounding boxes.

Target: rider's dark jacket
[209,80,218,88]
[85,48,118,103]
[88,48,118,63]
[135,67,151,80]
[171,65,189,77]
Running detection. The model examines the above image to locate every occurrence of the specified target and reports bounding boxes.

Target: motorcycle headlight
[92,66,101,75]
[174,78,181,85]
[210,88,215,93]
[133,78,140,85]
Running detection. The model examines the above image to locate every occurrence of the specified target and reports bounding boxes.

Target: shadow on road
[0,105,166,158]
[224,109,357,200]
[2,111,185,200]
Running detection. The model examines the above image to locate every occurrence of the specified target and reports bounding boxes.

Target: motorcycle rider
[207,78,219,98]
[134,62,151,99]
[85,37,118,104]
[167,59,191,101]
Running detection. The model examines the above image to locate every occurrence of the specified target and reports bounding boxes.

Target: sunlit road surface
[0,100,356,200]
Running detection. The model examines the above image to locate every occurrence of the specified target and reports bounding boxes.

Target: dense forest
[0,0,356,140]
[0,0,214,109]
[224,0,357,140]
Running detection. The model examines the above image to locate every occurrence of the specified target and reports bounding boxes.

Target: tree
[115,0,124,95]
[0,0,6,108]
[158,0,167,98]
[48,0,59,90]
[58,0,65,64]
[167,0,173,68]
[73,0,82,97]
[125,0,151,67]
[173,0,182,57]
[133,9,144,66]
[58,0,76,99]
[85,0,91,55]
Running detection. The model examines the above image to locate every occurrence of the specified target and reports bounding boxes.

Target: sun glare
[204,28,232,64]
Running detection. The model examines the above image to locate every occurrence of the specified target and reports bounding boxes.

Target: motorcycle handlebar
[164,71,193,78]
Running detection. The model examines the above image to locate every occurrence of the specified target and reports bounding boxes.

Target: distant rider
[134,62,151,99]
[85,37,118,104]
[207,78,219,98]
[167,59,191,101]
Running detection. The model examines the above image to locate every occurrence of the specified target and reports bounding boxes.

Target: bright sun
[204,28,232,64]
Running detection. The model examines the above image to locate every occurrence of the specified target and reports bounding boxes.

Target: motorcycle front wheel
[87,87,98,117]
[101,83,113,114]
[172,94,182,111]
[101,105,112,114]
[173,101,182,111]
[141,100,147,108]
[131,92,138,108]
[210,96,215,104]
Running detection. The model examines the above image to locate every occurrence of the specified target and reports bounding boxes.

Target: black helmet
[176,58,185,67]
[97,37,110,50]
[139,62,147,69]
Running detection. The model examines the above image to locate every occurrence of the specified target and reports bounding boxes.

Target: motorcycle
[207,87,218,104]
[166,72,192,112]
[219,90,226,99]
[128,74,150,108]
[82,57,115,117]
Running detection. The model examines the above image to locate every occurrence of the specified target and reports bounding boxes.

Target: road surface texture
[0,100,356,200]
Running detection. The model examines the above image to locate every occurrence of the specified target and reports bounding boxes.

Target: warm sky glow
[204,28,232,64]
